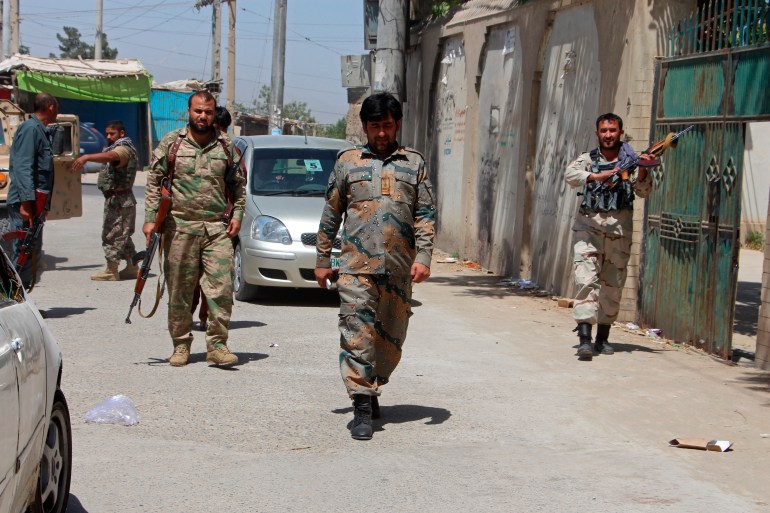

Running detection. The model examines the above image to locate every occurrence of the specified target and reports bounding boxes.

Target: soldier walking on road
[72,120,140,281]
[566,113,652,360]
[7,93,58,289]
[144,91,245,368]
[315,92,436,440]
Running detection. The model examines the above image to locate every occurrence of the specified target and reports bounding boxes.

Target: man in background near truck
[7,92,59,289]
[72,120,140,281]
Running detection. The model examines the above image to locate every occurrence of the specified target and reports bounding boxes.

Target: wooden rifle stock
[125,179,172,324]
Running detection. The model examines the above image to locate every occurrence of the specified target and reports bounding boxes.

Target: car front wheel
[36,390,72,513]
[234,243,261,302]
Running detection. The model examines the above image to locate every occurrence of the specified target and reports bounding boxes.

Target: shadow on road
[332,404,451,428]
[734,280,760,337]
[67,494,90,513]
[733,370,770,402]
[429,274,549,300]
[229,320,267,329]
[244,288,340,308]
[136,351,269,367]
[41,306,97,318]
[569,341,664,354]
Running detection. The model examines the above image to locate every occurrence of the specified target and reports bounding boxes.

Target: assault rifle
[1,189,49,286]
[125,177,172,324]
[592,125,695,194]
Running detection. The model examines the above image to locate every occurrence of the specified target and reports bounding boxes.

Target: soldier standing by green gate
[566,113,652,361]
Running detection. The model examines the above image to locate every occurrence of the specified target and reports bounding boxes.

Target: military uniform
[97,144,138,266]
[145,128,245,353]
[7,116,54,289]
[565,148,651,326]
[316,144,436,397]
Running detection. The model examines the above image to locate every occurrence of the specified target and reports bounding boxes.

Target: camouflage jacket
[145,127,245,236]
[316,144,436,276]
[97,145,137,199]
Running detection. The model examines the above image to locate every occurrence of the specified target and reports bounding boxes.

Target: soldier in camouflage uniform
[72,120,140,281]
[566,113,652,360]
[315,92,436,440]
[144,91,245,368]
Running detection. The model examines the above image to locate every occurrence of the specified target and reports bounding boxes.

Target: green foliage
[745,230,764,250]
[321,117,347,140]
[53,26,118,59]
[432,1,463,17]
[243,85,317,123]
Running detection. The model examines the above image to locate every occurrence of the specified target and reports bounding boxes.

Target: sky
[16,0,366,124]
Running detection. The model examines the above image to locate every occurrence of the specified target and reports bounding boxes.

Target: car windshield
[250,147,339,196]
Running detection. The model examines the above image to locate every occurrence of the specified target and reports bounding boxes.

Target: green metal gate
[642,0,769,358]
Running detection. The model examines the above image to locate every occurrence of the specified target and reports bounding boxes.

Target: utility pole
[268,0,286,135]
[372,0,407,100]
[95,0,103,59]
[211,0,222,98]
[226,0,236,113]
[9,0,17,55]
[0,0,4,59]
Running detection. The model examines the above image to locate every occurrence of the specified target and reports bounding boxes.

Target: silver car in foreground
[0,249,72,513]
[232,135,351,300]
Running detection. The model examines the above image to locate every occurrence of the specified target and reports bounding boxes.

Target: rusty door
[642,0,770,358]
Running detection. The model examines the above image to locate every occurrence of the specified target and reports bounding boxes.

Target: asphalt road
[24,181,770,512]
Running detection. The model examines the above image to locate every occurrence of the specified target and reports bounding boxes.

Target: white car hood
[249,195,327,240]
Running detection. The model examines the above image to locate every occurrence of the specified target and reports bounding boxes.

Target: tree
[52,26,118,59]
[254,85,317,123]
[321,117,347,140]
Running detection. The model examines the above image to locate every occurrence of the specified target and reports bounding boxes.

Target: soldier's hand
[411,262,431,283]
[590,169,617,183]
[315,267,333,289]
[71,155,89,172]
[226,218,241,238]
[19,201,34,225]
[142,222,154,247]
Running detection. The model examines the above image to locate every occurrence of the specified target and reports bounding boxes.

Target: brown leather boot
[91,261,119,281]
[118,260,139,280]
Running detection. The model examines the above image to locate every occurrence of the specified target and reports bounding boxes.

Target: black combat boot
[594,324,614,355]
[576,322,593,360]
[350,395,373,440]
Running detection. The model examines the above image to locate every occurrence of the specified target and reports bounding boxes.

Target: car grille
[299,268,316,281]
[302,233,341,249]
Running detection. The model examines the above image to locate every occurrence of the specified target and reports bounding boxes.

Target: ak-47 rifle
[1,189,49,288]
[125,177,172,324]
[592,125,695,194]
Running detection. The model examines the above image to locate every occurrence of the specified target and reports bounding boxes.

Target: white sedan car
[232,135,350,300]
[0,249,72,513]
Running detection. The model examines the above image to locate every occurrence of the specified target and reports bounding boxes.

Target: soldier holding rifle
[566,113,653,361]
[143,91,245,367]
[6,93,58,289]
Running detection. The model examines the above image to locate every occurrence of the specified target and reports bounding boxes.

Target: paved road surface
[23,181,770,512]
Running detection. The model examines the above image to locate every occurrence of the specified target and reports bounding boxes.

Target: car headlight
[251,216,292,245]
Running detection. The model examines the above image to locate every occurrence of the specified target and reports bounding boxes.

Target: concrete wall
[400,0,694,322]
[742,122,770,243]
[756,199,770,370]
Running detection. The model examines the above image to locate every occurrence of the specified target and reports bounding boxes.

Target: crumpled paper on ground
[84,394,139,426]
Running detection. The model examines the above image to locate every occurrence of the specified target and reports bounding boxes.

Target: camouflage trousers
[572,227,632,325]
[101,192,137,263]
[337,273,413,397]
[163,229,234,350]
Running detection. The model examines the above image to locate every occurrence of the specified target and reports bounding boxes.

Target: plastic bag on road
[84,395,139,426]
